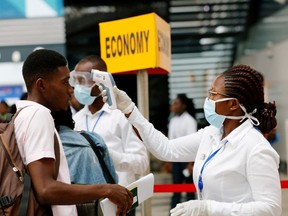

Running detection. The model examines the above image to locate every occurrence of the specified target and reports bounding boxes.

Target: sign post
[99,13,171,215]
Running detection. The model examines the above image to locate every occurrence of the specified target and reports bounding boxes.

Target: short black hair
[22,49,67,92]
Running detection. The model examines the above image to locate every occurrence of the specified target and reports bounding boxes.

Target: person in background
[14,49,133,216]
[100,64,281,216]
[51,107,118,185]
[0,100,9,122]
[72,55,149,216]
[168,94,197,209]
[51,107,118,215]
[9,92,28,114]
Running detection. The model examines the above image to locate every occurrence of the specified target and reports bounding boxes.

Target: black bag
[75,200,101,216]
[76,132,116,216]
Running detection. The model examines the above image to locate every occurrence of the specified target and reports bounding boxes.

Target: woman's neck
[222,119,241,139]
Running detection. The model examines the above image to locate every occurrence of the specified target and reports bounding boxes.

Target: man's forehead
[50,66,70,79]
[74,61,93,72]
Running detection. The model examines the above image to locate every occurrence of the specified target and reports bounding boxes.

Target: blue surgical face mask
[204,97,230,128]
[204,97,260,128]
[74,84,97,105]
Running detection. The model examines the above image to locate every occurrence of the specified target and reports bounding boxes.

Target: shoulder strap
[53,133,60,178]
[80,132,116,184]
[0,109,27,183]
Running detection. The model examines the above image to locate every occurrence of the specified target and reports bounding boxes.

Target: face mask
[204,97,260,128]
[204,97,230,128]
[74,84,97,105]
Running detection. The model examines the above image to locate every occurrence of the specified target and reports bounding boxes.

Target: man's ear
[229,99,240,111]
[35,78,46,93]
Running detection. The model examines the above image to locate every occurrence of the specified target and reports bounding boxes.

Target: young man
[14,49,133,216]
[72,55,149,216]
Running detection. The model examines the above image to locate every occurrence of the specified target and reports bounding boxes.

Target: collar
[16,100,51,112]
[208,120,254,149]
[58,125,72,131]
[224,120,254,149]
[85,103,112,117]
[208,126,223,148]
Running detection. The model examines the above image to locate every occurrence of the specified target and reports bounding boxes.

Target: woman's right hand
[99,85,135,114]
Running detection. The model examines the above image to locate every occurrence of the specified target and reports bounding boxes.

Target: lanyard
[198,140,228,198]
[86,111,104,132]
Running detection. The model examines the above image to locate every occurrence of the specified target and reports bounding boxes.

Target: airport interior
[0,0,288,215]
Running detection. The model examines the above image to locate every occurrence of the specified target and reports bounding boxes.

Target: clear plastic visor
[69,71,95,87]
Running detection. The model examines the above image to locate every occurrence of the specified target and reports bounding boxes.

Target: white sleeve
[128,107,202,162]
[109,113,149,175]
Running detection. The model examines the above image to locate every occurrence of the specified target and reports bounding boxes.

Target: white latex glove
[170,200,209,216]
[99,85,135,114]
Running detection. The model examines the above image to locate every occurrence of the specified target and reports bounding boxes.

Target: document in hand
[100,173,154,216]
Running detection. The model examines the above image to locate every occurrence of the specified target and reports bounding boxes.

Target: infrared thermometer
[91,70,117,109]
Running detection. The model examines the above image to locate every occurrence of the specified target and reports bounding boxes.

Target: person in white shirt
[168,94,197,209]
[72,55,149,216]
[14,49,133,216]
[101,64,282,216]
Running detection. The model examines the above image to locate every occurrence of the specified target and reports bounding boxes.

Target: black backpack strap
[80,132,116,184]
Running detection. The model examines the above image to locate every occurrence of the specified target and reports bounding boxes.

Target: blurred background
[0,0,287,214]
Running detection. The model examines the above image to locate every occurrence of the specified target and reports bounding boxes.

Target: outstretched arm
[28,158,133,216]
[100,86,200,162]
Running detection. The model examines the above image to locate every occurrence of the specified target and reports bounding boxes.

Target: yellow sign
[99,13,171,74]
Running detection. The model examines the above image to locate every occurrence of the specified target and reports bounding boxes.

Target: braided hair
[221,65,276,133]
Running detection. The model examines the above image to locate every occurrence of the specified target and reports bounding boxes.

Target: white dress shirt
[73,103,149,186]
[168,111,197,139]
[128,107,281,216]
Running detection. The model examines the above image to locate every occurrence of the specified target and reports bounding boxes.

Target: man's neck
[176,111,185,116]
[88,98,104,114]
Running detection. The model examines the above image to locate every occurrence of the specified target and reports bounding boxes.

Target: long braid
[221,65,276,133]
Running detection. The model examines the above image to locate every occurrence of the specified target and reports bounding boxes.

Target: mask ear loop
[223,100,260,126]
[239,104,260,126]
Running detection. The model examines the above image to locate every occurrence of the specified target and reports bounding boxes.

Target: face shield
[69,70,95,87]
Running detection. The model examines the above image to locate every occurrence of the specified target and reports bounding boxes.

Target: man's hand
[105,184,134,216]
[99,86,135,114]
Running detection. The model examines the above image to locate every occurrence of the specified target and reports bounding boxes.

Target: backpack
[0,109,58,216]
[0,111,25,215]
